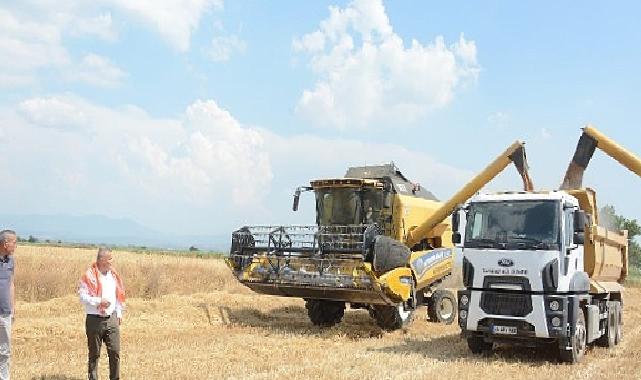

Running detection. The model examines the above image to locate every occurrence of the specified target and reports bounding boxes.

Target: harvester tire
[372,236,411,272]
[305,299,345,327]
[371,304,414,331]
[427,290,456,325]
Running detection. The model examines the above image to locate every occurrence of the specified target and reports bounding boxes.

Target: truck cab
[456,190,626,363]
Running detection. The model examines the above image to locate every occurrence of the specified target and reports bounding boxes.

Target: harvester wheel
[372,303,414,331]
[372,236,411,272]
[427,290,456,325]
[305,299,345,327]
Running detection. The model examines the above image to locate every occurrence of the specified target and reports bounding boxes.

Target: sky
[2,0,641,237]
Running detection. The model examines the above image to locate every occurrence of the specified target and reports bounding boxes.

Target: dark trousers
[86,314,120,380]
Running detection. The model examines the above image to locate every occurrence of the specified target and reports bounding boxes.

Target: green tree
[600,205,641,268]
[27,235,38,243]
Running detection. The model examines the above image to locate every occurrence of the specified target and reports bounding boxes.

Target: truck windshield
[465,200,560,250]
[317,188,362,225]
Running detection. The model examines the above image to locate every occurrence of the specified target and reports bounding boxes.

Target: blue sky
[1,0,641,236]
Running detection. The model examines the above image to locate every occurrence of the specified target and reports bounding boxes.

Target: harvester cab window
[362,188,384,224]
[317,189,362,225]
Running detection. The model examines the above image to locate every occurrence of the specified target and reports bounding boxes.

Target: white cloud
[9,95,271,210]
[205,35,247,62]
[293,0,480,129]
[0,0,223,88]
[72,12,118,42]
[18,96,90,130]
[65,54,126,88]
[488,111,510,128]
[541,128,551,139]
[110,0,223,52]
[0,8,69,86]
[2,94,478,234]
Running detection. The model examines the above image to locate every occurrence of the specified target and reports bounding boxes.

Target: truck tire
[559,308,587,363]
[615,301,623,345]
[372,236,411,272]
[427,290,456,325]
[467,336,493,354]
[305,299,345,327]
[371,303,414,331]
[596,301,616,348]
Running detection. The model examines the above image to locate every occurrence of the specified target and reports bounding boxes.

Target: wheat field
[10,245,641,380]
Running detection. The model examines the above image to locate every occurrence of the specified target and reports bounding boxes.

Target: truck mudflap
[225,224,412,305]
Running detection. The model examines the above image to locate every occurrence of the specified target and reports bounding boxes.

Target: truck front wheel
[305,299,345,327]
[466,336,493,354]
[559,308,587,363]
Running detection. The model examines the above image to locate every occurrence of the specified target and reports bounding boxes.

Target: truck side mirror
[452,210,460,232]
[573,232,585,245]
[292,189,301,211]
[574,210,587,233]
[452,231,462,244]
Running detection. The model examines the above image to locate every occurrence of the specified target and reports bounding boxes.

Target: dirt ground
[10,246,641,380]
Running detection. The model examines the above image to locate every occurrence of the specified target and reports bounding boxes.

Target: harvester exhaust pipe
[560,125,641,190]
[405,141,533,248]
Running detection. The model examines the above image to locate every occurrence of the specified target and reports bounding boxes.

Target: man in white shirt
[0,230,16,380]
[78,247,126,380]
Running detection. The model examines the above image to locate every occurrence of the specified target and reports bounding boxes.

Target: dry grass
[11,245,641,380]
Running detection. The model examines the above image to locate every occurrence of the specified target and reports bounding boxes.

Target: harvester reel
[268,226,293,250]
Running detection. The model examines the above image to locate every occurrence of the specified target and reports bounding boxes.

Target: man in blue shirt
[0,230,16,380]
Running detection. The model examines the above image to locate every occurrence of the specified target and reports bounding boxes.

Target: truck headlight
[549,300,560,311]
[551,316,561,327]
[460,310,467,319]
[460,294,469,308]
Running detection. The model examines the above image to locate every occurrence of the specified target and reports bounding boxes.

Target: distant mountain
[0,214,230,251]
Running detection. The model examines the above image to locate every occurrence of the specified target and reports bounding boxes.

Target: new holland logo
[498,258,514,267]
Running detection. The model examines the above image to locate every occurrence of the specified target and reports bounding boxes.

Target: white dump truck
[456,125,639,363]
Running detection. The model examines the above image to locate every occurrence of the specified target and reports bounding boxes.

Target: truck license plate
[492,325,517,335]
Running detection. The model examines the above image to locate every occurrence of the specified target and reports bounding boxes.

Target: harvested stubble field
[11,246,641,380]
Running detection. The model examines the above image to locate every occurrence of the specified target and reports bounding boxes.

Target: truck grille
[480,292,532,317]
[480,276,533,317]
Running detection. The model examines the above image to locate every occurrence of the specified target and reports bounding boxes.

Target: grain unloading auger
[226,141,533,330]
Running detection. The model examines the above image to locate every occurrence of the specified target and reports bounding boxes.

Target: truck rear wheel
[372,303,414,331]
[427,290,456,325]
[596,301,616,348]
[615,301,623,345]
[559,308,586,363]
[466,336,493,354]
[305,299,345,327]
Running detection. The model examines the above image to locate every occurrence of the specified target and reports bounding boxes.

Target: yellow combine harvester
[226,142,533,330]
